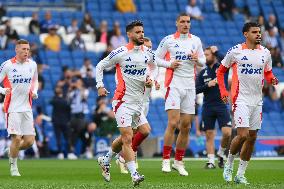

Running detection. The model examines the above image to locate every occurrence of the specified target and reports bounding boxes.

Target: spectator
[110,22,127,49]
[95,20,111,45]
[116,0,136,13]
[68,78,89,159]
[218,0,235,21]
[185,0,203,21]
[50,86,73,159]
[57,67,73,97]
[69,30,86,51]
[67,19,79,34]
[78,122,97,159]
[80,13,95,34]
[263,27,279,48]
[43,25,61,52]
[80,58,96,88]
[0,3,6,20]
[40,11,56,33]
[279,29,284,55]
[29,12,40,35]
[257,15,266,41]
[30,43,42,65]
[0,25,8,50]
[93,97,118,138]
[263,87,282,113]
[4,19,19,42]
[270,47,283,68]
[265,14,279,35]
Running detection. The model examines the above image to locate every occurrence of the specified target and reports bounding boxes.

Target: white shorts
[142,101,150,117]
[233,104,262,130]
[112,100,148,129]
[6,112,35,136]
[165,87,196,114]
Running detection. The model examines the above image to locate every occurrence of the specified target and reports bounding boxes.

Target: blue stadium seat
[71,50,85,59]
[47,58,61,66]
[45,50,58,59]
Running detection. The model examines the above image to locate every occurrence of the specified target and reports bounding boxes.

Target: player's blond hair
[16,39,29,45]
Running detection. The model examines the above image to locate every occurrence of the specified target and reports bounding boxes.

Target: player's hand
[271,77,279,85]
[190,50,199,63]
[208,79,217,87]
[98,87,109,96]
[4,88,11,95]
[155,81,160,90]
[170,60,181,69]
[32,93,38,99]
[210,46,218,54]
[220,90,229,103]
[145,78,153,88]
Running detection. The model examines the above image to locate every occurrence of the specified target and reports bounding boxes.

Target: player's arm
[0,62,11,95]
[95,48,122,96]
[155,37,180,69]
[217,48,234,103]
[190,38,206,67]
[146,48,158,87]
[31,63,39,99]
[264,51,278,85]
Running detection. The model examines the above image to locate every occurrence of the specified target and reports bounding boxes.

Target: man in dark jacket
[196,46,232,169]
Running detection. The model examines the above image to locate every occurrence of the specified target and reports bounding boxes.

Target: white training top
[0,57,38,113]
[96,43,157,103]
[221,43,272,106]
[155,31,206,89]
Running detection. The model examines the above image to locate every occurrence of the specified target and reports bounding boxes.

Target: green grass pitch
[0,159,283,189]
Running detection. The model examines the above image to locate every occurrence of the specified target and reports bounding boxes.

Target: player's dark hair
[242,22,260,33]
[16,39,29,45]
[126,20,143,32]
[205,47,216,56]
[176,12,190,21]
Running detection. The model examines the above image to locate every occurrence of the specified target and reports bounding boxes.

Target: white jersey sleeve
[196,37,206,66]
[95,47,125,88]
[155,36,172,68]
[221,45,239,68]
[0,61,9,94]
[264,49,272,72]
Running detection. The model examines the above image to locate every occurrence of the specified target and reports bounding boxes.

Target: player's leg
[120,126,144,186]
[202,108,217,169]
[172,113,192,176]
[234,105,261,184]
[163,87,181,166]
[223,104,249,182]
[205,130,216,168]
[9,134,22,176]
[19,135,35,150]
[162,109,180,172]
[171,88,195,176]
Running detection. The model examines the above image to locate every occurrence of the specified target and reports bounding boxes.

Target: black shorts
[201,105,231,131]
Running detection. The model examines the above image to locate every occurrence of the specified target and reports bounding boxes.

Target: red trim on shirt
[3,75,12,113]
[113,64,126,100]
[173,31,191,39]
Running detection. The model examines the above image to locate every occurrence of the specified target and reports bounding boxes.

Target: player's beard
[133,38,144,46]
[206,60,214,66]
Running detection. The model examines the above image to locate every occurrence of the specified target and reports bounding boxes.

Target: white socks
[227,151,236,167]
[126,161,137,177]
[217,146,226,158]
[9,157,17,168]
[105,149,117,163]
[237,159,249,176]
[208,154,215,164]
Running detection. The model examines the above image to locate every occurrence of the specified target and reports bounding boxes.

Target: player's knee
[168,119,179,128]
[223,130,231,139]
[26,138,35,147]
[121,135,132,146]
[179,123,191,133]
[12,136,22,145]
[238,134,248,142]
[248,134,257,143]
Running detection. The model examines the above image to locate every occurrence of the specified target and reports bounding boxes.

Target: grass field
[0,159,283,189]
